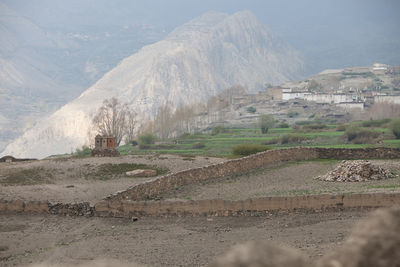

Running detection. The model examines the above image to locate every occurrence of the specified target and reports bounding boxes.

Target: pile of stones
[317,160,395,182]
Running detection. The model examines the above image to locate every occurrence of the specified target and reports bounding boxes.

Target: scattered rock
[317,160,395,182]
[211,241,308,267]
[125,169,157,177]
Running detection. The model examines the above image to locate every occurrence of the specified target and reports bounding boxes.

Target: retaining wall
[97,193,400,217]
[0,200,93,216]
[1,193,400,218]
[106,147,400,202]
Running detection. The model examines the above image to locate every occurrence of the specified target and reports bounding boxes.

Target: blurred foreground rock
[212,207,400,267]
[211,241,308,267]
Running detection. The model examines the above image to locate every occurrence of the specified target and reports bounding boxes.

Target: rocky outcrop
[2,11,304,159]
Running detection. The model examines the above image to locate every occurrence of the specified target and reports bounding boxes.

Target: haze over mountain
[0,1,166,151]
[1,10,304,158]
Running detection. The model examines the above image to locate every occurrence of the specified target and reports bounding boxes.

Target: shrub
[263,138,279,145]
[361,118,391,128]
[138,144,151,150]
[303,124,327,131]
[130,140,138,146]
[287,111,299,118]
[389,118,400,139]
[138,133,156,145]
[345,126,380,143]
[336,124,346,131]
[259,114,275,134]
[345,125,361,141]
[211,126,226,135]
[74,146,91,157]
[295,120,314,126]
[247,106,257,113]
[192,142,206,149]
[278,122,289,128]
[352,130,380,144]
[280,134,308,144]
[232,144,270,156]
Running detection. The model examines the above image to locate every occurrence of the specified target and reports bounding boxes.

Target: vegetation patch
[0,167,54,185]
[232,144,270,156]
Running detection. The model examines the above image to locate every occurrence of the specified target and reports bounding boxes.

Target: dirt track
[0,209,370,266]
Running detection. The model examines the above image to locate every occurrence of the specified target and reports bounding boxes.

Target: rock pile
[317,160,395,182]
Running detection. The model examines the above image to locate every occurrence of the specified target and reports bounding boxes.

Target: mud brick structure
[91,135,120,157]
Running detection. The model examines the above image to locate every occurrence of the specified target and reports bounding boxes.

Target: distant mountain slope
[1,11,304,158]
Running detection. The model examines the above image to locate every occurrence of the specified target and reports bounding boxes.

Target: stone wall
[0,200,93,216]
[2,193,400,218]
[95,193,400,218]
[106,148,400,202]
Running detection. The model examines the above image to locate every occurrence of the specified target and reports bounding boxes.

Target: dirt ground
[0,156,399,266]
[0,209,371,266]
[163,159,400,201]
[0,155,226,204]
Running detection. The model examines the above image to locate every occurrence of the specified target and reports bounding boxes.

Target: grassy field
[116,120,400,158]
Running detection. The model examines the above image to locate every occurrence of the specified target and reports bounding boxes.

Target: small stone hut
[92,135,120,157]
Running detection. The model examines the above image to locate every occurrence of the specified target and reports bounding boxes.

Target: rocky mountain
[1,10,304,158]
[0,2,166,151]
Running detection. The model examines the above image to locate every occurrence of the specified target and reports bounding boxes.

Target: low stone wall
[95,193,400,218]
[2,193,400,218]
[0,200,93,216]
[106,147,400,202]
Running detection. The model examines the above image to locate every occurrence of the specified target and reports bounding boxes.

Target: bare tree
[92,97,135,146]
[153,103,175,140]
[124,110,137,144]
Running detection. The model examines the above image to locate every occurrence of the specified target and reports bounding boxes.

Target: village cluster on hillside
[230,63,400,111]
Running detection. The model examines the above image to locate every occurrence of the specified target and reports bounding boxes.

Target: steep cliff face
[1,11,304,158]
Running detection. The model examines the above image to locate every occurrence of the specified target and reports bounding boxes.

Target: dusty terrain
[0,210,370,266]
[0,155,226,204]
[0,155,399,266]
[163,159,400,201]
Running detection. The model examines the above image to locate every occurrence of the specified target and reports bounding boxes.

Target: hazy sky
[2,0,400,73]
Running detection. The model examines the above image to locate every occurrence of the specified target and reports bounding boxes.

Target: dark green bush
[361,118,391,128]
[278,122,289,128]
[192,142,206,149]
[232,144,270,156]
[211,126,226,135]
[287,111,299,118]
[130,140,138,146]
[389,118,400,139]
[247,106,257,113]
[138,133,156,145]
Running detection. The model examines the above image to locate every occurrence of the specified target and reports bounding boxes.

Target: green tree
[259,114,275,134]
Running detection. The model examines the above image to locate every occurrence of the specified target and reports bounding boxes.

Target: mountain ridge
[1,10,304,158]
